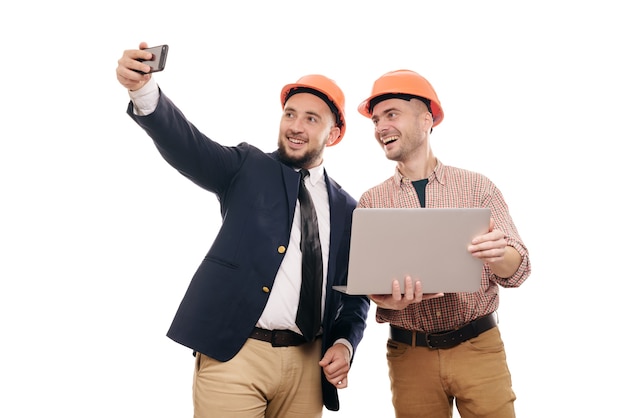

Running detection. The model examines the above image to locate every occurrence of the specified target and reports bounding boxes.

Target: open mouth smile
[382,135,399,145]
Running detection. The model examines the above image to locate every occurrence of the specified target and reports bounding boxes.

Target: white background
[2,1,624,417]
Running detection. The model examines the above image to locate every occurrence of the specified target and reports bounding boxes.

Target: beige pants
[387,327,516,418]
[193,338,323,418]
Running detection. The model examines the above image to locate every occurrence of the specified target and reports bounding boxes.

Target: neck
[397,149,437,181]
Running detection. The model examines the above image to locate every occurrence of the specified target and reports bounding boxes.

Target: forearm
[487,245,522,278]
[126,89,241,194]
[331,295,370,359]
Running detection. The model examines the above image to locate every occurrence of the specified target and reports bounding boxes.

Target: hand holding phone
[137,44,169,74]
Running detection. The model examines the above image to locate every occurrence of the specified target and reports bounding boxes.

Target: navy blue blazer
[127,91,369,411]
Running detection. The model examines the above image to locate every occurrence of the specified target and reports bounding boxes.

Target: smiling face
[370,97,434,163]
[277,92,340,169]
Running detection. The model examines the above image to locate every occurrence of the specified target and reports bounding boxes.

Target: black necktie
[295,169,323,341]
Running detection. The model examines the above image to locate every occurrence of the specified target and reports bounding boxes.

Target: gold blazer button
[277,245,286,254]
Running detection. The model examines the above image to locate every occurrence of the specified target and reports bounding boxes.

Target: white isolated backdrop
[1,1,624,417]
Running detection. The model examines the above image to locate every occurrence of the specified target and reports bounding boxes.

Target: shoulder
[325,173,357,207]
[440,163,495,186]
[362,176,396,195]
[357,176,395,208]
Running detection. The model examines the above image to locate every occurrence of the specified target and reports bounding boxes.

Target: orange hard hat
[358,69,444,127]
[280,74,346,145]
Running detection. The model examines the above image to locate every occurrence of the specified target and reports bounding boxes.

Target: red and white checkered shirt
[358,160,531,333]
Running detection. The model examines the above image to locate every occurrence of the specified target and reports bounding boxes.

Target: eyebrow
[305,110,322,119]
[284,106,323,120]
[373,106,402,118]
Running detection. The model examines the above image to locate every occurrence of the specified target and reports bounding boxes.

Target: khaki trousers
[387,327,516,418]
[193,338,323,418]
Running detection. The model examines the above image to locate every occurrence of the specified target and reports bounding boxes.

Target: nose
[375,122,388,136]
[288,116,305,133]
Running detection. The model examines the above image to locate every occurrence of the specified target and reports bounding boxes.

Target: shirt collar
[299,164,325,186]
[393,159,445,185]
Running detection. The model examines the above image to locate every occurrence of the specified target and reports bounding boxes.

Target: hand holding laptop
[369,276,444,310]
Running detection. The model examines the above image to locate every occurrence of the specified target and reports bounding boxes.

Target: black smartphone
[138,44,169,73]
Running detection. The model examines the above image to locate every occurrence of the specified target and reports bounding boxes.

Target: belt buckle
[424,332,435,349]
[270,331,287,347]
[425,331,455,349]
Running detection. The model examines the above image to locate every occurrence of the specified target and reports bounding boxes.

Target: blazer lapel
[324,170,348,285]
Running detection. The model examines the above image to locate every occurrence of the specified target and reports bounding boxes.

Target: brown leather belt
[250,327,315,347]
[389,314,497,349]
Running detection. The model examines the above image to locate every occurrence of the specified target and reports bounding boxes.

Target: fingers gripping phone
[137,44,168,74]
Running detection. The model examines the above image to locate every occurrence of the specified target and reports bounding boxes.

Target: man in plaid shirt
[357,70,531,418]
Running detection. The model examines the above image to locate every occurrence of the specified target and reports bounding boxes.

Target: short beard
[277,140,324,169]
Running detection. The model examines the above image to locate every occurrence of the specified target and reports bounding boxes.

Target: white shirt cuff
[128,77,159,116]
[334,338,354,360]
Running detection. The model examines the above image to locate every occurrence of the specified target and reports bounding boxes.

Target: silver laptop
[333,208,491,295]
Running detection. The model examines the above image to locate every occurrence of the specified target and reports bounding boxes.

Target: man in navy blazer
[116,43,369,417]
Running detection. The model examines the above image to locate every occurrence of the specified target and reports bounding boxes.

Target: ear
[325,126,341,146]
[423,111,434,131]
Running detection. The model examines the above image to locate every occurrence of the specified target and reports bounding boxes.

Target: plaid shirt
[358,160,531,333]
